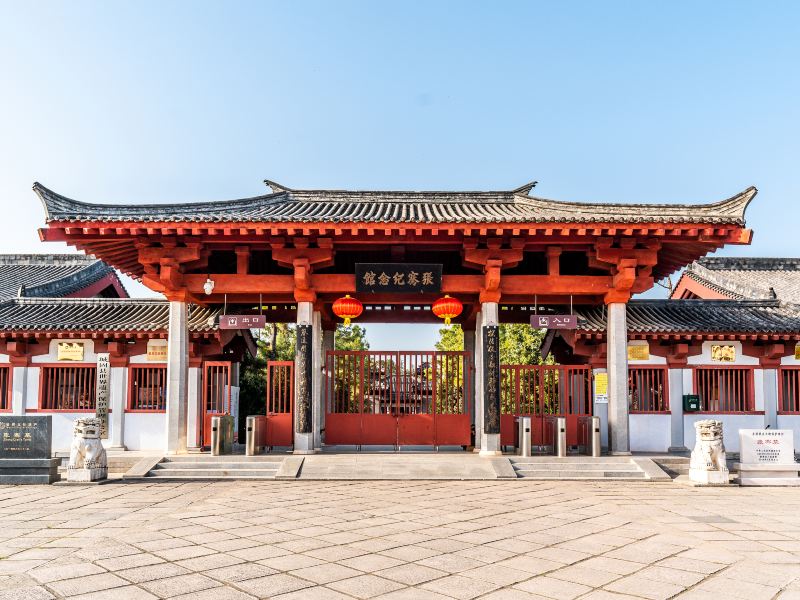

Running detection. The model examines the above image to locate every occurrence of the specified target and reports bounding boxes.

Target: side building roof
[0,298,218,334]
[672,257,800,303]
[0,254,126,301]
[34,181,757,225]
[576,299,800,340]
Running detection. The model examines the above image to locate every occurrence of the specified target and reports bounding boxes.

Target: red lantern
[432,294,463,325]
[332,294,363,326]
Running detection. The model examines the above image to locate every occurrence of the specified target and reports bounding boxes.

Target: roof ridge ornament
[512,181,538,196]
[263,179,290,194]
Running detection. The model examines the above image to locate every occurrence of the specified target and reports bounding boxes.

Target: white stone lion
[68,417,108,471]
[689,419,728,484]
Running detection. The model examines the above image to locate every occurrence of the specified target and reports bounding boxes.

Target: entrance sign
[356,263,442,293]
[95,353,110,439]
[57,342,84,361]
[594,373,609,404]
[530,315,577,329]
[738,429,800,486]
[219,315,267,329]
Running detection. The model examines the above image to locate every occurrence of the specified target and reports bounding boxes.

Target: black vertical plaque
[0,416,52,459]
[295,324,313,434]
[482,325,500,434]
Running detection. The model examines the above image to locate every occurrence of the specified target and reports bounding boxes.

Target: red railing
[693,366,755,412]
[40,365,97,411]
[779,367,800,414]
[629,367,669,413]
[0,366,9,411]
[128,366,167,411]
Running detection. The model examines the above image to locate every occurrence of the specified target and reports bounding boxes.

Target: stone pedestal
[736,463,800,486]
[67,467,108,482]
[0,458,60,484]
[737,429,800,486]
[688,468,729,485]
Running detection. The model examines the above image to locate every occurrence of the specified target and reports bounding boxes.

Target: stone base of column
[106,445,127,451]
[609,451,632,456]
[293,433,317,454]
[480,433,502,456]
[668,446,689,454]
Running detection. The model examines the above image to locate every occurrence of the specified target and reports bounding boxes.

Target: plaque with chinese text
[711,344,736,362]
[594,373,608,404]
[0,416,52,459]
[295,324,313,434]
[740,429,795,465]
[219,315,268,329]
[57,342,84,361]
[95,353,110,439]
[355,264,442,293]
[147,340,168,361]
[529,315,578,329]
[627,344,650,361]
[482,325,501,434]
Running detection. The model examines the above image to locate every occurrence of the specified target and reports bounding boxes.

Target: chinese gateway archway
[35,180,756,454]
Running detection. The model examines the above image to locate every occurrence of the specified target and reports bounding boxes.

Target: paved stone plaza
[1,481,800,599]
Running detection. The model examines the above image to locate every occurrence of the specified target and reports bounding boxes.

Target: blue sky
[1,1,798,349]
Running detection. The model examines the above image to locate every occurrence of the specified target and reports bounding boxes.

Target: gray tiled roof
[683,257,800,303]
[0,254,121,302]
[34,181,757,225]
[0,298,219,333]
[576,299,800,335]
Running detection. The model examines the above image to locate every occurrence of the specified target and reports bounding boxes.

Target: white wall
[630,414,671,452]
[776,416,800,442]
[124,413,166,451]
[684,414,763,453]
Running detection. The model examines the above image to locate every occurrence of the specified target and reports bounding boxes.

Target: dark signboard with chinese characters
[219,315,268,329]
[530,315,578,329]
[483,325,501,434]
[295,324,313,434]
[96,353,110,439]
[0,416,52,459]
[355,264,442,294]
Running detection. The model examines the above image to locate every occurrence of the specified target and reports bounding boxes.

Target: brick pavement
[0,480,799,599]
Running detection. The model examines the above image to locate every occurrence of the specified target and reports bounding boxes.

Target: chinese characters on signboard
[295,325,312,434]
[740,429,795,464]
[530,315,578,329]
[627,344,650,361]
[483,325,500,434]
[219,315,267,329]
[711,344,736,362]
[146,340,168,362]
[0,416,52,459]
[95,353,110,439]
[594,373,608,404]
[355,264,442,294]
[57,342,84,361]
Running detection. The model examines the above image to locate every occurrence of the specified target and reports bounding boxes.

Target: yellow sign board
[711,344,736,362]
[147,340,168,362]
[627,344,650,361]
[595,373,608,397]
[57,342,84,361]
[795,345,800,360]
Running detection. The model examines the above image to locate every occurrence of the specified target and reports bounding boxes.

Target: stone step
[516,470,646,479]
[148,468,278,478]
[512,462,640,471]
[144,475,278,481]
[154,462,280,470]
[162,455,284,463]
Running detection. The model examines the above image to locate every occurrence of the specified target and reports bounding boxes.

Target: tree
[335,324,370,351]
[434,323,549,365]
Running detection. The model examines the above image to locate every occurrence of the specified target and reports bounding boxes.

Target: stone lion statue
[68,417,108,471]
[689,419,728,483]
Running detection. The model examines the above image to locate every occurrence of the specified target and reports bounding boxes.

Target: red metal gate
[500,365,592,447]
[326,351,471,447]
[265,361,294,447]
[202,361,231,448]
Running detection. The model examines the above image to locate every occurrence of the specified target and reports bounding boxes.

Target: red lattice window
[129,366,167,411]
[693,367,755,412]
[40,365,96,411]
[779,368,800,414]
[629,367,669,413]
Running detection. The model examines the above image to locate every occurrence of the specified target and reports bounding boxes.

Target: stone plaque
[295,325,313,434]
[0,416,52,459]
[95,353,110,439]
[740,429,795,465]
[483,325,500,434]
